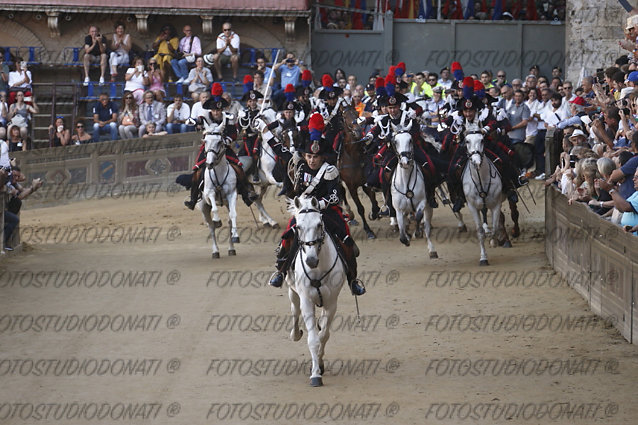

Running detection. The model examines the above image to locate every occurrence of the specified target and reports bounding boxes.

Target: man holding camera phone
[83,26,108,85]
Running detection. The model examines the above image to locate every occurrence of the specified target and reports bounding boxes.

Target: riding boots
[269,230,296,288]
[184,169,203,210]
[230,163,259,207]
[341,238,366,296]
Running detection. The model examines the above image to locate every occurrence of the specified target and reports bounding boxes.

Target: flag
[464,0,475,19]
[492,0,503,20]
[526,0,538,20]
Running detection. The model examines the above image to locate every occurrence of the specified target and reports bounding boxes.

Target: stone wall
[565,0,628,82]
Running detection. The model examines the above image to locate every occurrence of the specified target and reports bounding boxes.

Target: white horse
[461,132,508,266]
[200,121,239,259]
[390,128,438,258]
[285,196,346,387]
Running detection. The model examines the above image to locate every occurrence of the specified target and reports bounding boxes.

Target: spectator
[352,92,364,116]
[588,157,616,215]
[7,61,32,105]
[108,22,131,82]
[72,121,92,145]
[552,66,563,79]
[186,57,212,102]
[190,91,210,129]
[92,92,119,142]
[138,90,166,137]
[346,75,357,91]
[255,56,272,82]
[118,91,139,139]
[580,76,595,100]
[480,70,494,89]
[124,57,149,105]
[83,26,107,85]
[172,25,202,84]
[253,70,272,99]
[222,92,242,123]
[0,51,9,95]
[511,78,523,91]
[166,94,191,134]
[438,67,453,89]
[142,122,167,138]
[8,91,37,139]
[411,72,427,97]
[212,22,240,82]
[152,24,179,80]
[498,85,514,110]
[507,89,532,170]
[0,92,7,140]
[147,57,166,102]
[4,166,42,251]
[6,125,26,152]
[597,167,638,235]
[272,53,301,106]
[591,106,620,149]
[48,117,71,147]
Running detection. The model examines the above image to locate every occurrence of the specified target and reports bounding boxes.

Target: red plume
[396,62,406,71]
[473,80,485,91]
[321,74,334,88]
[384,74,395,86]
[301,69,312,81]
[211,82,223,96]
[462,77,474,88]
[243,75,253,84]
[285,83,295,93]
[451,61,462,72]
[375,77,385,89]
[388,65,396,78]
[308,113,325,132]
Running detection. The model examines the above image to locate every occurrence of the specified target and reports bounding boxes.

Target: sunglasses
[76,125,84,128]
[497,75,505,78]
[223,28,232,32]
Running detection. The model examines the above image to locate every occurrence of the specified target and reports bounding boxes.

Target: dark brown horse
[337,105,380,239]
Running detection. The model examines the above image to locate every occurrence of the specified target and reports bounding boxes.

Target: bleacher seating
[1,46,45,65]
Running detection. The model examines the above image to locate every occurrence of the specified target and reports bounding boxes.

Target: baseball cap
[569,96,586,106]
[628,71,638,83]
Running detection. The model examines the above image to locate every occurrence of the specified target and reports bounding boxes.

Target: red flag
[526,0,538,20]
[452,0,463,19]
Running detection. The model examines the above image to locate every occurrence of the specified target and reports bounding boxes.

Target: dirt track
[1,181,637,425]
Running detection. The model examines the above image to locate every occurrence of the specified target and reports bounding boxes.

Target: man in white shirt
[166,95,192,133]
[190,91,210,131]
[171,25,202,84]
[212,22,240,82]
[559,81,576,117]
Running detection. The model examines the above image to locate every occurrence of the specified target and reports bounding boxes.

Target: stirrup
[452,199,464,213]
[349,278,366,296]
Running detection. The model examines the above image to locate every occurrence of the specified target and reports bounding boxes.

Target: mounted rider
[441,77,525,212]
[269,113,365,296]
[237,75,264,182]
[316,74,344,162]
[184,83,257,210]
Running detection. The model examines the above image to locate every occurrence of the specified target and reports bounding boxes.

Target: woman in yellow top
[152,24,179,80]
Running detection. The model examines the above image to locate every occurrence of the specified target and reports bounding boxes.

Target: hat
[284,83,296,102]
[281,100,297,111]
[386,93,408,107]
[304,113,328,154]
[569,96,586,106]
[242,75,254,94]
[210,82,224,101]
[203,54,215,66]
[432,85,444,94]
[569,129,587,140]
[241,89,264,102]
[460,96,482,111]
[395,62,406,77]
[318,74,342,99]
[620,86,635,99]
[301,69,313,88]
[365,83,375,92]
[628,71,638,83]
[626,16,638,30]
[203,98,229,110]
[462,77,474,99]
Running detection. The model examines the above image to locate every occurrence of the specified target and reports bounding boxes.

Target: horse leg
[396,212,410,246]
[201,202,220,259]
[317,304,336,377]
[254,186,279,228]
[227,192,238,253]
[421,205,438,258]
[453,211,468,233]
[210,192,222,229]
[339,183,356,226]
[363,184,380,220]
[289,286,303,341]
[468,204,488,266]
[299,298,322,386]
[348,183,376,239]
[509,198,520,238]
[498,209,512,248]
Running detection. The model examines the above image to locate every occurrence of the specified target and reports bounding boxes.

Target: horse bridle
[465,130,485,160]
[204,134,230,189]
[295,206,339,308]
[391,131,420,210]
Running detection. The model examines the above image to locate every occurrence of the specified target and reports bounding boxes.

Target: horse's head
[465,132,485,166]
[203,123,225,169]
[293,196,324,269]
[392,131,414,169]
[341,105,362,140]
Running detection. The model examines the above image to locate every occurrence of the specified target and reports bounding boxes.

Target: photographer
[83,26,108,85]
[591,106,620,150]
[3,166,43,251]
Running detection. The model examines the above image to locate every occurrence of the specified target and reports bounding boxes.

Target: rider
[184,90,258,210]
[269,113,366,296]
[316,74,344,161]
[237,77,264,182]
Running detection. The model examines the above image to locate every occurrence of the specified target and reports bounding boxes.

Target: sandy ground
[0,181,636,425]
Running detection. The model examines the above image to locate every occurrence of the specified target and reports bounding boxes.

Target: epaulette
[324,165,339,180]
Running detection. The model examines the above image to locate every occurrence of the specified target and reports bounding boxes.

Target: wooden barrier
[11,133,200,208]
[545,186,638,344]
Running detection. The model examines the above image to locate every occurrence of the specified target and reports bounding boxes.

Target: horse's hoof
[503,241,512,248]
[271,223,280,229]
[212,252,220,259]
[458,225,468,233]
[414,230,423,239]
[262,223,272,228]
[231,236,240,243]
[310,377,323,387]
[366,230,376,239]
[479,259,489,266]
[349,219,359,226]
[228,249,236,256]
[213,220,222,228]
[511,227,520,238]
[400,236,410,246]
[430,251,438,259]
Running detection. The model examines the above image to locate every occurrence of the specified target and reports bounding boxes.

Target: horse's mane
[285,197,298,216]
